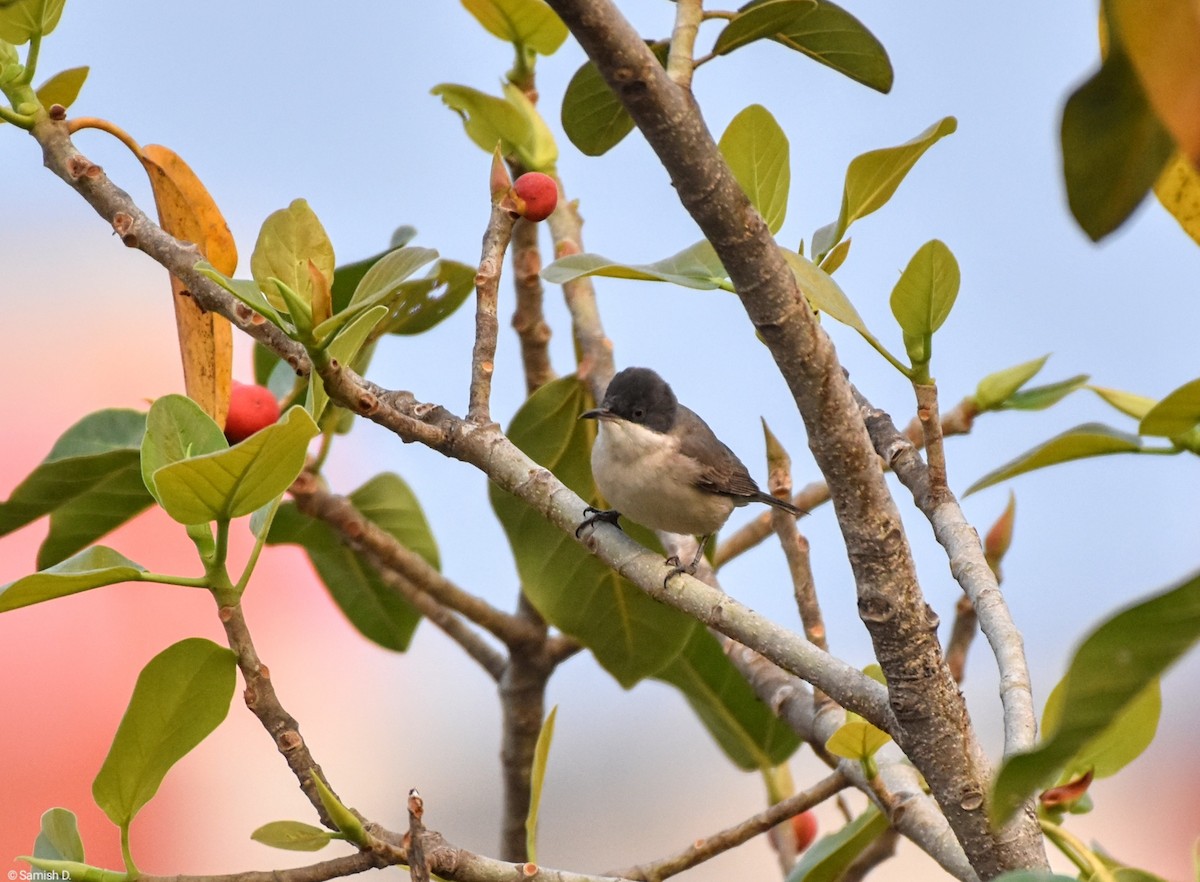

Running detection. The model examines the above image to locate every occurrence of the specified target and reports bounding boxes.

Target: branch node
[48,103,66,121]
[521,863,539,877]
[278,729,303,752]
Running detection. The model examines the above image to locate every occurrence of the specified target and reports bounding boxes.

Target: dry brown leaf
[140,144,238,428]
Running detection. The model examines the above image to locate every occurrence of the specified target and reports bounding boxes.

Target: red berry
[224,381,281,443]
[790,810,818,853]
[512,172,558,222]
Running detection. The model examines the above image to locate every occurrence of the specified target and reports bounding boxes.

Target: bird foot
[576,506,622,538]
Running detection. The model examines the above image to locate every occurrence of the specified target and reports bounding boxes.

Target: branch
[408,789,431,882]
[289,474,539,652]
[469,203,518,423]
[611,770,849,881]
[536,2,1041,875]
[139,853,386,882]
[510,216,557,395]
[914,382,950,504]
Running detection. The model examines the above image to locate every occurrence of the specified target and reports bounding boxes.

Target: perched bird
[578,367,803,575]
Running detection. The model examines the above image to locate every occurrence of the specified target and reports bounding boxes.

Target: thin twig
[289,473,541,650]
[945,594,979,684]
[915,382,950,503]
[612,771,850,881]
[510,216,556,394]
[138,853,386,882]
[666,0,703,88]
[469,203,517,423]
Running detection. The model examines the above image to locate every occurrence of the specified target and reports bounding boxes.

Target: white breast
[591,420,735,537]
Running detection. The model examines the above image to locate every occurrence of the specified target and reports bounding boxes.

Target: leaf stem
[19,31,41,85]
[0,103,34,127]
[234,495,285,595]
[1039,818,1115,882]
[120,821,139,878]
[139,572,210,588]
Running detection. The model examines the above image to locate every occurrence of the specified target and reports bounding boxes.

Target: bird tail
[757,491,805,516]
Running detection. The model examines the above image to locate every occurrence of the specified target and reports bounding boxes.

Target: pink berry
[512,172,558,222]
[224,381,281,443]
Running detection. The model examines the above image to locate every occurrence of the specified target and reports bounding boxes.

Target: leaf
[525,705,557,863]
[992,569,1200,825]
[0,409,148,538]
[250,199,335,316]
[1109,0,1200,165]
[974,355,1050,412]
[387,259,476,335]
[1042,676,1160,782]
[718,104,790,234]
[250,820,333,852]
[1154,152,1200,246]
[714,0,892,94]
[32,808,84,861]
[1060,22,1175,241]
[141,394,229,504]
[819,237,851,274]
[92,638,237,827]
[1089,385,1157,421]
[267,473,432,652]
[0,0,66,43]
[966,423,1142,495]
[656,627,801,770]
[812,116,957,260]
[0,547,147,613]
[561,41,669,157]
[824,719,891,761]
[34,65,88,110]
[309,772,368,845]
[309,305,389,422]
[1139,377,1200,438]
[785,805,889,882]
[488,376,697,687]
[346,246,439,312]
[1001,374,1090,411]
[37,464,155,569]
[888,239,960,366]
[781,249,869,335]
[151,406,319,524]
[140,144,238,426]
[541,239,727,290]
[195,261,285,328]
[431,83,541,168]
[503,80,558,171]
[461,0,567,55]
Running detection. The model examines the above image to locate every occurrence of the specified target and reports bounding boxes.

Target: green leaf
[0,0,67,44]
[541,239,727,290]
[431,83,542,168]
[16,859,122,882]
[0,546,146,613]
[974,355,1050,412]
[38,464,155,569]
[196,262,285,328]
[1089,385,1158,421]
[489,376,697,687]
[250,820,333,852]
[141,394,229,502]
[152,406,318,524]
[35,65,87,109]
[525,705,557,863]
[1001,374,1089,411]
[819,237,851,274]
[656,627,801,770]
[1042,676,1160,782]
[461,0,567,55]
[33,808,84,861]
[824,719,891,761]
[268,473,433,651]
[250,199,335,315]
[889,239,960,366]
[346,246,438,312]
[718,104,790,234]
[1139,377,1200,438]
[503,80,557,171]
[781,250,869,335]
[812,116,957,260]
[0,409,146,536]
[387,259,476,335]
[1061,21,1175,242]
[93,638,237,827]
[310,772,368,845]
[715,0,892,94]
[992,569,1200,825]
[786,805,889,882]
[965,423,1143,496]
[561,41,669,157]
[309,305,389,421]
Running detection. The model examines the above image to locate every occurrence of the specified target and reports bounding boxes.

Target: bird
[577,366,803,576]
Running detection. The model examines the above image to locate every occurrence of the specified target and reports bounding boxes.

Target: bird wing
[674,406,764,500]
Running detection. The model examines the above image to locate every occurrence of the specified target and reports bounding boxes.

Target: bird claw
[576,506,621,539]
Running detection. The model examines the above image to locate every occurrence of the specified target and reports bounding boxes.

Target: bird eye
[632,407,645,420]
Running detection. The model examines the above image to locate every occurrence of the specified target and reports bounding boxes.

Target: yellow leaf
[139,145,238,427]
[1154,151,1200,246]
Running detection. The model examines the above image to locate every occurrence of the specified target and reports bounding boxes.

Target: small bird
[578,366,803,576]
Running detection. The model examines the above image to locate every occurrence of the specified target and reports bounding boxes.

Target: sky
[1,1,1198,879]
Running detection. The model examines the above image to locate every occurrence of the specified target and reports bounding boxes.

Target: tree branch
[510,216,556,395]
[469,203,517,423]
[139,853,386,882]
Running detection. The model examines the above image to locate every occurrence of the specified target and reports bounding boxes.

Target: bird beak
[579,407,614,422]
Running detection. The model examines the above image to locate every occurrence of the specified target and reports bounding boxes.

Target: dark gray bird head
[580,367,677,433]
